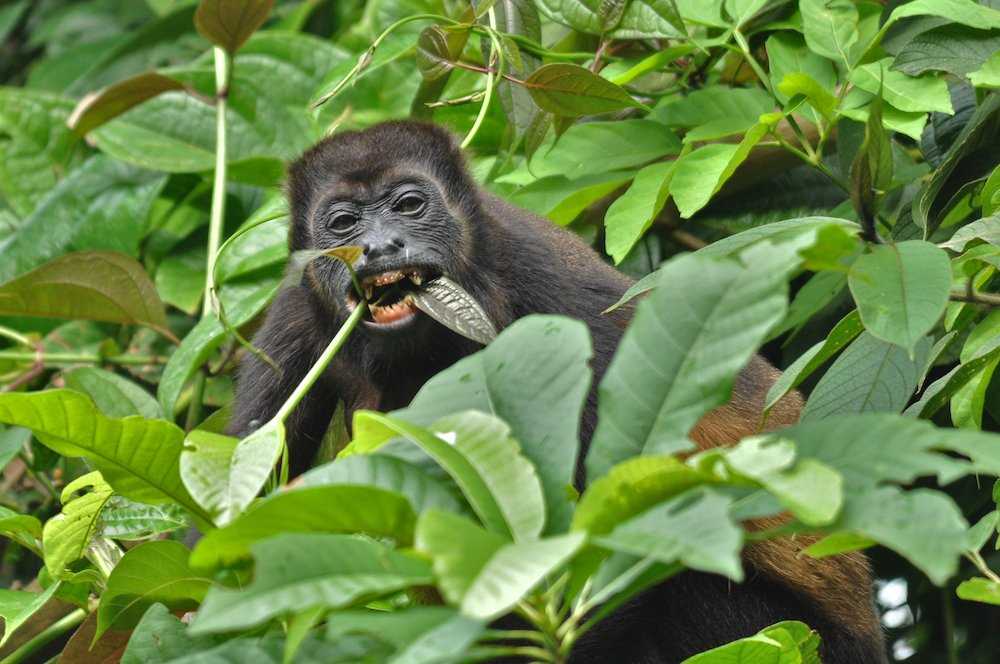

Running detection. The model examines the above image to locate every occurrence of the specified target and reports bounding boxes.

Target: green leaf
[415,26,466,82]
[0,505,42,551]
[914,93,1000,232]
[387,613,485,664]
[181,420,284,526]
[702,437,842,526]
[0,583,60,647]
[848,241,951,352]
[97,540,209,638]
[573,456,709,535]
[777,73,837,121]
[0,156,165,284]
[42,471,113,578]
[941,214,1000,252]
[882,0,1000,37]
[670,123,769,218]
[596,488,743,580]
[587,242,796,480]
[892,24,1000,77]
[525,63,645,116]
[0,390,207,521]
[300,454,466,516]
[682,620,820,663]
[508,171,636,224]
[68,72,184,135]
[93,33,342,173]
[194,0,274,53]
[605,161,676,263]
[850,58,953,114]
[766,32,836,108]
[98,498,188,540]
[392,316,591,534]
[969,52,1000,89]
[957,578,1000,606]
[809,486,967,585]
[799,0,859,68]
[415,510,584,619]
[192,534,431,634]
[781,414,972,492]
[121,603,225,664]
[351,411,545,541]
[190,486,416,570]
[0,251,171,339]
[536,0,692,38]
[63,367,163,420]
[765,311,864,412]
[802,333,931,420]
[523,120,681,180]
[158,277,278,416]
[326,607,458,651]
[0,87,78,217]
[655,86,773,130]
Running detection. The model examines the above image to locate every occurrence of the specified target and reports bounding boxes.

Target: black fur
[229,121,887,663]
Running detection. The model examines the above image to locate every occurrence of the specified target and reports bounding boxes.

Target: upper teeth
[411,272,423,286]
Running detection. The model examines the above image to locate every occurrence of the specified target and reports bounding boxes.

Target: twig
[950,289,1000,308]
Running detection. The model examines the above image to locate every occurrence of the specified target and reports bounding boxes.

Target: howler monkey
[230,121,887,663]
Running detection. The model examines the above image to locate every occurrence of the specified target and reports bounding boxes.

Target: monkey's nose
[363,236,406,260]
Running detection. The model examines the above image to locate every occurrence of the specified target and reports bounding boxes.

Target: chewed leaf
[411,277,497,345]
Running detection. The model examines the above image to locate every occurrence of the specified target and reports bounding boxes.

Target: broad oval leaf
[63,367,163,420]
[181,421,284,527]
[300,454,466,516]
[803,333,931,420]
[587,241,797,481]
[847,240,951,352]
[191,534,432,634]
[351,411,545,541]
[525,63,644,116]
[392,315,592,534]
[96,540,209,638]
[596,488,743,580]
[0,251,171,339]
[190,485,417,570]
[0,390,208,522]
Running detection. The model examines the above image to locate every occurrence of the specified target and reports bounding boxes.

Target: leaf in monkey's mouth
[409,277,497,345]
[348,269,496,344]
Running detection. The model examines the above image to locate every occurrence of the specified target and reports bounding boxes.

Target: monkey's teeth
[364,284,374,300]
[370,295,416,324]
[372,271,405,287]
[410,272,423,286]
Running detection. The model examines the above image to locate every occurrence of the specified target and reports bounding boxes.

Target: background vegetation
[0,0,999,661]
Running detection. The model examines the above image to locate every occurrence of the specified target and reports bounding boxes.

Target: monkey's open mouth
[346,268,436,327]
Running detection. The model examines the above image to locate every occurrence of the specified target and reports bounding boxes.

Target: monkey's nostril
[391,237,405,248]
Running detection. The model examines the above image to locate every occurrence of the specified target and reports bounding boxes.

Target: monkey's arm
[228,286,337,476]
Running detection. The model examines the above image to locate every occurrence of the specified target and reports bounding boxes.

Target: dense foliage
[1,0,1000,661]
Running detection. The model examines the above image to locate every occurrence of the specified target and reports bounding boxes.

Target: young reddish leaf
[0,251,173,341]
[194,0,274,54]
[68,72,183,136]
[525,63,646,116]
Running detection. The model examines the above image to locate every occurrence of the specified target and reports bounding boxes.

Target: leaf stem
[0,326,32,348]
[0,351,166,366]
[461,10,501,149]
[274,303,367,424]
[203,46,231,321]
[0,608,86,664]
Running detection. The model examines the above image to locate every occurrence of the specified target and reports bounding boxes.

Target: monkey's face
[308,174,466,337]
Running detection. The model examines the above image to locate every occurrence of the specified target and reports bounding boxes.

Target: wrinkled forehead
[319,165,435,203]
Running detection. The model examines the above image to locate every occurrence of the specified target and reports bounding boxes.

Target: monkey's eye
[394,193,426,216]
[327,211,358,232]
